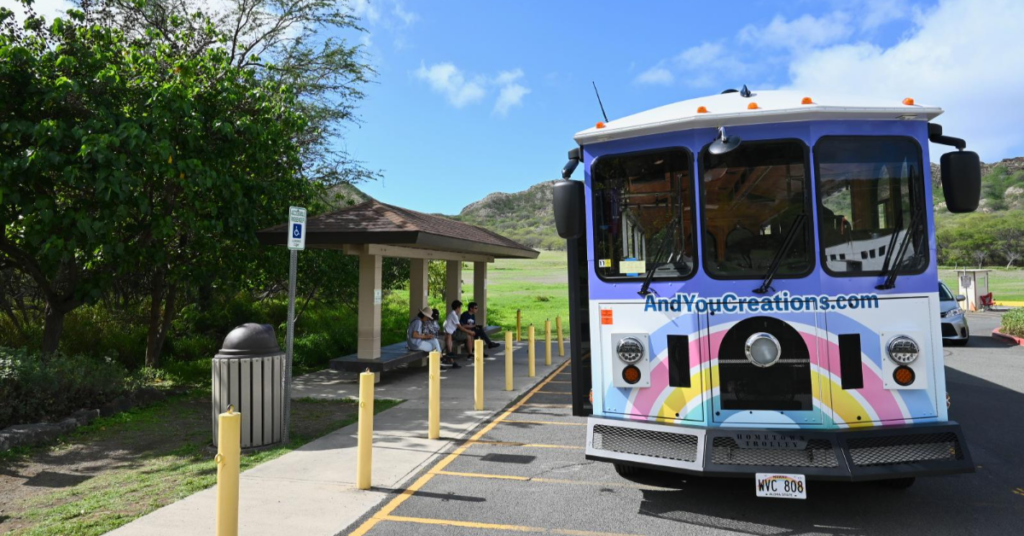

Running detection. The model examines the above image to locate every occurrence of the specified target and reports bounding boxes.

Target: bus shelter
[256,200,538,379]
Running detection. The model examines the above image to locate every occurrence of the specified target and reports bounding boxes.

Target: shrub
[1001,308,1024,337]
[0,347,132,429]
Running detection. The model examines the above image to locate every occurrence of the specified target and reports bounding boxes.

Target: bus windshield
[592,150,696,281]
[815,137,927,276]
[701,140,812,279]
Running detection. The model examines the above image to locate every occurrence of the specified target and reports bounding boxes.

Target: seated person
[462,301,500,350]
[431,308,459,368]
[447,300,476,357]
[407,307,444,356]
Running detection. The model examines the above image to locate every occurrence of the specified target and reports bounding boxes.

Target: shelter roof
[256,199,539,259]
[575,89,943,145]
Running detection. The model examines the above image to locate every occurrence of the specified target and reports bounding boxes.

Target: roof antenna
[592,81,609,123]
[740,84,752,98]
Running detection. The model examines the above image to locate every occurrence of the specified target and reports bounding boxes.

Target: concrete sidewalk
[108,338,571,536]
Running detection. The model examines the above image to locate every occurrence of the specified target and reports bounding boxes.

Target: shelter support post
[474,261,488,327]
[409,259,430,367]
[445,261,462,309]
[357,252,382,382]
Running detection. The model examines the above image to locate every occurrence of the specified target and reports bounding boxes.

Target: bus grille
[847,433,962,467]
[593,424,698,462]
[710,437,839,468]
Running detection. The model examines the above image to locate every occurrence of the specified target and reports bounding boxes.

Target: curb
[991,327,1023,345]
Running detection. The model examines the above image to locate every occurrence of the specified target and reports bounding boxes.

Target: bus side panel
[823,294,940,427]
[596,302,706,424]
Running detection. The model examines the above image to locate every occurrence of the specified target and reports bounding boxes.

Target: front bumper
[941,314,969,340]
[585,416,974,481]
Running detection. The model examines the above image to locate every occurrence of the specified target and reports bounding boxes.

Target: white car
[940,282,969,346]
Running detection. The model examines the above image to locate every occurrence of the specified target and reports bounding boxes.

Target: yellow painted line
[536,390,572,395]
[468,439,584,450]
[997,301,1024,307]
[382,515,644,536]
[521,403,573,408]
[1014,487,1024,496]
[498,420,586,426]
[348,359,572,536]
[433,470,666,490]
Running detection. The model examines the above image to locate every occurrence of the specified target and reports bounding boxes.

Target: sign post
[284,206,306,444]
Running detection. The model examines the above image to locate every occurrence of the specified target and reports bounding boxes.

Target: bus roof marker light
[801,97,814,105]
[747,102,759,110]
[697,106,708,114]
[903,97,916,106]
[596,121,606,129]
[708,126,742,155]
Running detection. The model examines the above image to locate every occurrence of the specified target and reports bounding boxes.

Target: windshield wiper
[638,217,683,297]
[754,214,806,295]
[877,207,920,290]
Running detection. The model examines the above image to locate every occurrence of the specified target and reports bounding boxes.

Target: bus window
[815,137,927,276]
[592,150,695,281]
[701,140,812,279]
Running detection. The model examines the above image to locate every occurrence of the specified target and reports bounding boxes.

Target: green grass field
[390,250,570,338]
[939,267,1024,303]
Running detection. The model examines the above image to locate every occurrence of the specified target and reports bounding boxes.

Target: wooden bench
[329,326,501,374]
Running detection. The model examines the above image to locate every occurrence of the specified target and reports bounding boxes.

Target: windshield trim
[812,135,929,279]
[697,137,816,282]
[589,147,698,284]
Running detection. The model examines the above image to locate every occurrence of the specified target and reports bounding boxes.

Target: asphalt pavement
[342,312,1024,536]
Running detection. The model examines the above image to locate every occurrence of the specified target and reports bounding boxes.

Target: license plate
[755,473,807,499]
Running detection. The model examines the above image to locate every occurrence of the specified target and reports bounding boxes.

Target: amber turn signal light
[893,366,916,386]
[622,365,641,385]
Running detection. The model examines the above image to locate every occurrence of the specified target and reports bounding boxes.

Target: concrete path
[108,338,571,536]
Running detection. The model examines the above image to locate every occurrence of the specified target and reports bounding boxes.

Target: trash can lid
[216,323,282,358]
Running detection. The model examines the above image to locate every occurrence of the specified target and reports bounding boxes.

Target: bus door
[567,235,592,416]
[704,303,826,426]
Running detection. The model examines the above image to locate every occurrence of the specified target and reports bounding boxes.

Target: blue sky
[18,0,1024,213]
[341,0,1024,213]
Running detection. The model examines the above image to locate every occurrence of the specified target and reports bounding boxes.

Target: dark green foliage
[0,346,133,428]
[1001,308,1024,338]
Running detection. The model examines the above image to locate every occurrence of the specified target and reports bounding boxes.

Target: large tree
[0,2,318,359]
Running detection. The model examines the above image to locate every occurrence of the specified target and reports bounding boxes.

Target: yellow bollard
[516,307,524,342]
[215,406,241,536]
[505,330,514,391]
[556,315,565,357]
[356,368,374,490]
[528,324,536,377]
[545,319,552,366]
[474,339,484,410]
[428,351,441,440]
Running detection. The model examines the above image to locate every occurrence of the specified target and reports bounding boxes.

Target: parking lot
[344,312,1024,536]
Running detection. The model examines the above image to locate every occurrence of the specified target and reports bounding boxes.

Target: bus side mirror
[939,150,980,213]
[554,180,585,239]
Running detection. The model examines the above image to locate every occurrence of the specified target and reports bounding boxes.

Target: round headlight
[616,337,644,364]
[744,332,781,368]
[887,336,920,364]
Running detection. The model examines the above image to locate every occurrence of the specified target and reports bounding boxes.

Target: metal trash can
[212,323,285,448]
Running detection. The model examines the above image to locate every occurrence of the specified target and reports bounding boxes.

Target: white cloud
[349,0,381,23]
[635,66,674,86]
[675,42,725,67]
[494,69,524,86]
[739,12,853,51]
[784,0,1024,161]
[415,62,486,108]
[8,0,73,22]
[859,0,909,31]
[391,2,417,26]
[494,84,530,116]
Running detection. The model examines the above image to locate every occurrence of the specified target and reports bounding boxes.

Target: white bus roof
[574,89,943,145]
